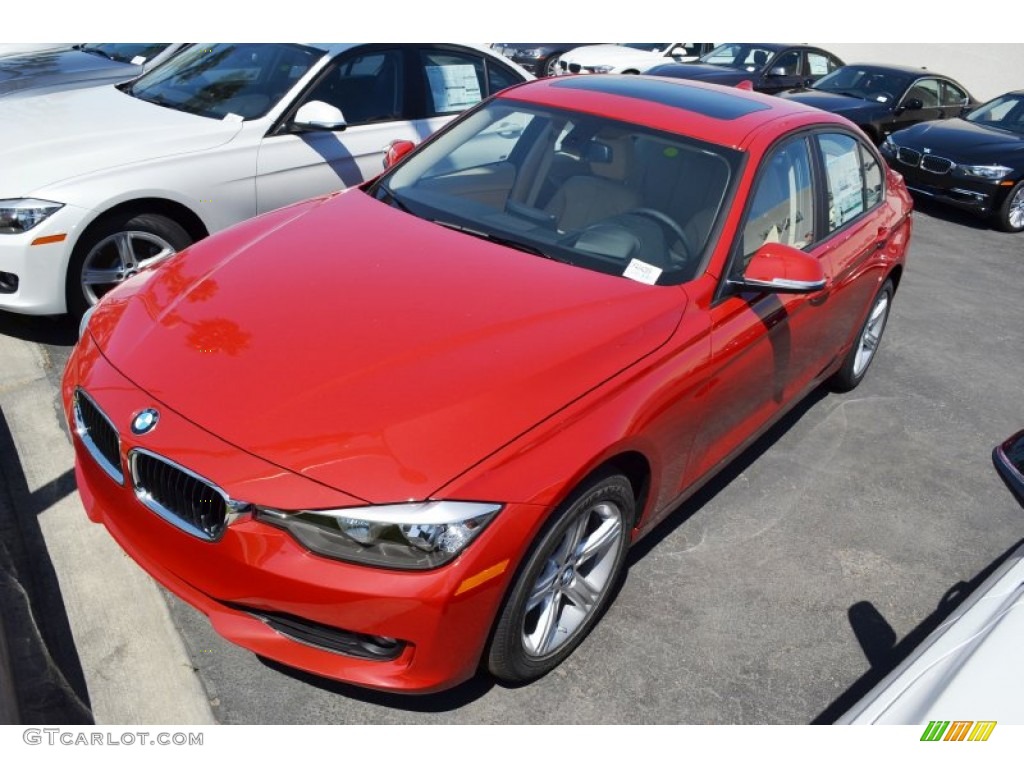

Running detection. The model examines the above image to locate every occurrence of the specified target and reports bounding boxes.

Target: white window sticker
[426,64,482,112]
[827,151,864,226]
[623,259,663,285]
[131,56,147,65]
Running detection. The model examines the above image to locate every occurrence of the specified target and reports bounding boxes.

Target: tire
[66,212,192,317]
[829,278,895,392]
[994,180,1024,233]
[487,472,634,684]
[542,55,560,78]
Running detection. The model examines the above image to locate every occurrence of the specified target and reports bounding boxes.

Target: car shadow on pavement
[627,384,830,566]
[256,656,495,712]
[0,407,91,724]
[908,196,994,232]
[0,310,78,347]
[812,537,1024,724]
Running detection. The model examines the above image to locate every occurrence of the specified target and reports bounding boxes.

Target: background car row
[491,43,1024,232]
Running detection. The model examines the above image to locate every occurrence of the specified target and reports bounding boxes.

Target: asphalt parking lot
[1,197,1022,724]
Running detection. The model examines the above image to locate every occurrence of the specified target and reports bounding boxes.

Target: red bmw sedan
[63,75,912,693]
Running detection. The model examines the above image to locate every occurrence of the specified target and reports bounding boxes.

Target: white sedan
[839,430,1024,725]
[555,43,710,75]
[0,43,529,315]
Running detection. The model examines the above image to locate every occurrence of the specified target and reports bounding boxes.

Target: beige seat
[544,135,641,231]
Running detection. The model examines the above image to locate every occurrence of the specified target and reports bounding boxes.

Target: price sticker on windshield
[623,259,662,285]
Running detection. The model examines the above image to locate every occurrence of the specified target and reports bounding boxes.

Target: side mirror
[293,101,347,131]
[994,429,1024,507]
[899,97,923,113]
[729,242,826,294]
[768,66,786,77]
[383,139,416,169]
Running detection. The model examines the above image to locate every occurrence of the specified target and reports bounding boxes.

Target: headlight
[256,501,502,570]
[959,164,1013,180]
[586,65,615,74]
[0,198,64,234]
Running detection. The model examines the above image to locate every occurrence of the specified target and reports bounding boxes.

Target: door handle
[874,225,890,251]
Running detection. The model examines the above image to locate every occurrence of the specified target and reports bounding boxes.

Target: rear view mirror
[729,242,826,294]
[293,101,347,131]
[994,429,1024,506]
[383,139,416,169]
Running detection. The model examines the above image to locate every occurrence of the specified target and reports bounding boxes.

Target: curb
[0,565,19,724]
[0,330,215,725]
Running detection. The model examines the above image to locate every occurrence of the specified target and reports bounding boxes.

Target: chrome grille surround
[920,155,954,174]
[72,388,124,484]
[128,448,249,541]
[896,147,922,166]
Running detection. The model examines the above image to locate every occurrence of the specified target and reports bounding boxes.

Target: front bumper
[62,334,542,693]
[882,149,1013,216]
[0,203,89,315]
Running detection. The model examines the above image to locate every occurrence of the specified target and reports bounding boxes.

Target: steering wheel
[623,208,694,265]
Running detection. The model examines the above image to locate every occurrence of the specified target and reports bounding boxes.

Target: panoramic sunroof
[549,77,771,120]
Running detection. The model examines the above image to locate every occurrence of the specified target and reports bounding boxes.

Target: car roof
[712,42,802,51]
[306,42,504,58]
[497,74,843,147]
[839,62,942,77]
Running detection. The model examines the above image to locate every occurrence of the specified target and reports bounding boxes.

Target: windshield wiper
[130,91,184,112]
[433,220,559,261]
[80,45,115,61]
[373,185,413,215]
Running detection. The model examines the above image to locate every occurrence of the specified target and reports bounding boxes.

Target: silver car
[0,43,187,99]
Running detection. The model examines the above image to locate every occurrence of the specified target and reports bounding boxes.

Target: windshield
[966,93,1024,135]
[80,43,170,64]
[811,66,913,104]
[698,44,777,71]
[373,101,741,286]
[128,43,326,120]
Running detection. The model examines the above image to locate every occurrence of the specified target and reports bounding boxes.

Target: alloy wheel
[853,290,891,378]
[521,500,624,657]
[80,230,177,305]
[1008,184,1024,231]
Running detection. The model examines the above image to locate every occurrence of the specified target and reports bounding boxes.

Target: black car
[490,44,599,77]
[646,43,843,94]
[880,91,1024,232]
[778,63,979,145]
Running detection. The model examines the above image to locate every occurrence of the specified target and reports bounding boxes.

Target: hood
[0,86,243,196]
[90,191,686,503]
[892,118,1024,163]
[779,88,878,117]
[564,44,666,65]
[649,63,749,85]
[0,48,137,96]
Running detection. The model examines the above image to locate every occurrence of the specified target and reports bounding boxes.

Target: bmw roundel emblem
[131,408,160,435]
